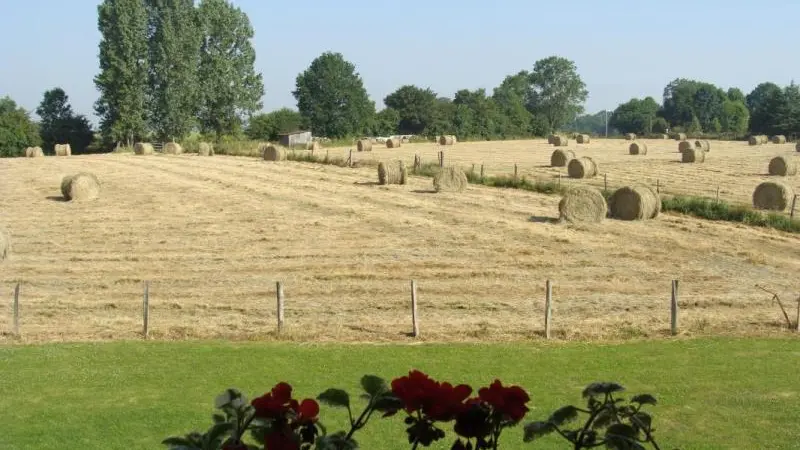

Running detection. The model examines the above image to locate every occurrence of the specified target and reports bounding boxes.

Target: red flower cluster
[391,370,473,421]
[250,382,321,450]
[478,379,531,422]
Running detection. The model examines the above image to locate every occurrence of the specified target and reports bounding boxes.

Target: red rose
[296,399,320,424]
[252,382,295,419]
[426,382,472,421]
[391,370,439,414]
[478,380,530,422]
[391,371,471,421]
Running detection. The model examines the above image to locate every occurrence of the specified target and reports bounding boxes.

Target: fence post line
[514,164,518,181]
[276,281,285,332]
[410,280,419,337]
[142,281,150,339]
[545,280,552,339]
[790,194,798,219]
[480,163,485,179]
[671,280,679,336]
[13,283,20,337]
[348,149,353,167]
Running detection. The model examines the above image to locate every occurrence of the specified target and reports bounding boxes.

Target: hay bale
[25,146,44,157]
[308,141,321,151]
[433,166,468,193]
[694,140,710,152]
[681,147,706,163]
[796,142,800,152]
[748,135,760,146]
[550,149,575,167]
[678,140,693,152]
[608,184,661,220]
[386,137,402,149]
[576,134,590,144]
[60,172,100,202]
[753,181,794,211]
[438,135,456,146]
[624,133,636,141]
[567,157,598,179]
[547,134,556,144]
[198,142,214,156]
[54,143,72,156]
[660,134,669,139]
[771,135,787,144]
[558,186,607,223]
[377,160,408,185]
[163,142,183,155]
[672,133,687,141]
[0,227,9,262]
[760,135,769,144]
[262,144,286,161]
[768,156,797,176]
[553,135,569,147]
[357,139,373,152]
[629,141,647,155]
[134,143,154,155]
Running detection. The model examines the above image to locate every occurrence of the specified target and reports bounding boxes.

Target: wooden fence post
[276,281,285,332]
[545,280,552,339]
[142,281,150,339]
[790,194,798,219]
[656,179,660,194]
[604,173,608,192]
[13,283,20,337]
[410,280,419,337]
[480,164,485,179]
[795,296,800,332]
[514,164,518,181]
[348,149,353,168]
[670,280,679,336]
[715,186,720,203]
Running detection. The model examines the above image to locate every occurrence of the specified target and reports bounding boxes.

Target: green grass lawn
[1,337,798,449]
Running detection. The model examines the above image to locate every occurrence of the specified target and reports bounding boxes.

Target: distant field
[322,137,800,208]
[2,151,800,343]
[1,338,798,449]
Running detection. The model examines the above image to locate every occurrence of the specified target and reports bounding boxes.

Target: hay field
[326,138,800,207]
[1,153,800,343]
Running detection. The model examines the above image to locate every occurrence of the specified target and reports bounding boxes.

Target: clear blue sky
[1,0,798,123]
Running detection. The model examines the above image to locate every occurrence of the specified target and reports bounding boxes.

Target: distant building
[279,131,312,148]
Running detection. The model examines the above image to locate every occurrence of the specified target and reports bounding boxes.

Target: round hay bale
[678,140,693,152]
[25,146,44,157]
[567,157,598,179]
[660,134,669,139]
[681,147,706,163]
[308,141,321,151]
[672,133,687,141]
[198,142,214,156]
[748,136,760,146]
[386,137,402,149]
[60,172,100,202]
[377,160,408,185]
[262,144,286,161]
[553,135,569,147]
[694,140,710,152]
[796,142,800,152]
[550,149,575,167]
[753,181,794,211]
[760,135,769,144]
[624,133,636,141]
[576,134,590,144]
[771,135,787,144]
[768,156,797,176]
[608,184,661,220]
[163,142,183,155]
[0,227,10,262]
[547,134,556,144]
[438,135,456,146]
[629,141,647,155]
[558,186,607,223]
[357,139,373,152]
[433,166,468,193]
[54,143,72,156]
[134,143,154,155]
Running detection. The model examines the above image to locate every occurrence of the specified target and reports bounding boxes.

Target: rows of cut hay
[550,149,575,167]
[629,141,647,155]
[768,156,797,176]
[377,161,407,185]
[558,186,607,223]
[753,181,794,211]
[54,144,71,156]
[25,147,44,157]
[608,184,661,220]
[60,173,100,202]
[567,157,598,179]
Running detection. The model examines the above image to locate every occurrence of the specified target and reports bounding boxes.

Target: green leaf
[360,375,388,397]
[372,394,403,412]
[591,407,616,430]
[523,421,555,442]
[607,423,639,439]
[548,405,578,426]
[582,382,625,398]
[630,412,653,433]
[317,388,350,408]
[316,431,359,449]
[630,394,657,406]
[205,422,234,445]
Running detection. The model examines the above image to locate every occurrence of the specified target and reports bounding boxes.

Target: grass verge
[1,338,798,449]
[661,195,800,233]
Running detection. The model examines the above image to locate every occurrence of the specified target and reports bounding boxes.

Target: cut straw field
[1,150,800,343]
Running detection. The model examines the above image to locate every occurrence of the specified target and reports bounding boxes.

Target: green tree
[726,87,745,103]
[651,117,669,134]
[746,82,783,134]
[453,89,505,140]
[197,0,264,138]
[426,98,457,138]
[661,78,700,127]
[688,114,702,134]
[147,0,202,140]
[492,71,534,137]
[246,108,305,141]
[609,97,660,135]
[36,88,94,154]
[369,108,400,136]
[692,84,726,132]
[293,52,375,138]
[527,56,588,133]
[94,0,150,146]
[0,97,41,157]
[563,111,613,135]
[720,100,750,135]
[383,85,437,135]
